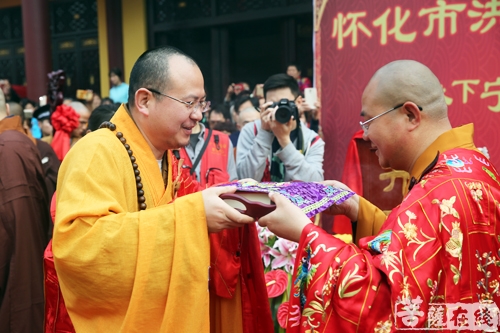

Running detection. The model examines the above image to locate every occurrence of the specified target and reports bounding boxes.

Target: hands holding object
[217,180,355,242]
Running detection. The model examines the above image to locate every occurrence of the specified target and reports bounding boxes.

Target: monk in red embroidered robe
[260,60,500,332]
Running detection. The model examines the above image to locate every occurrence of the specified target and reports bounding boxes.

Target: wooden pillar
[21,0,51,101]
[219,28,229,101]
[283,17,296,68]
[211,28,229,104]
[211,28,221,104]
[105,0,124,74]
[122,0,147,83]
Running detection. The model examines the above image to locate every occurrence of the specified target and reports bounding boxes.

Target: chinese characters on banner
[315,0,500,182]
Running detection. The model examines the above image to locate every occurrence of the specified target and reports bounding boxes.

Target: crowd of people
[0,45,498,333]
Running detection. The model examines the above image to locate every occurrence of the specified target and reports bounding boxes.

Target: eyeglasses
[145,88,211,114]
[359,103,422,134]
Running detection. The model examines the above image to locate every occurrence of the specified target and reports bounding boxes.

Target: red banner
[315,0,500,180]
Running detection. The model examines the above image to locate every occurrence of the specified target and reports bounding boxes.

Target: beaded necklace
[100,121,147,210]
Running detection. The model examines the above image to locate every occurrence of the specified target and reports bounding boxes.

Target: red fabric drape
[50,105,79,161]
[332,130,364,234]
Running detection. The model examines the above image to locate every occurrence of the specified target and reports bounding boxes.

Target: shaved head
[8,102,23,118]
[8,102,30,129]
[69,101,91,139]
[69,101,90,116]
[128,46,198,106]
[360,60,453,172]
[367,60,447,119]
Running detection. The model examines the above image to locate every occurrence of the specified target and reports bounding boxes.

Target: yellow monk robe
[53,105,211,332]
[354,123,478,242]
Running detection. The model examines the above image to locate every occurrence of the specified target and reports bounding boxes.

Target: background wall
[316,0,500,180]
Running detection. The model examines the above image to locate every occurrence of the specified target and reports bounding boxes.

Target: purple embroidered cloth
[219,181,354,218]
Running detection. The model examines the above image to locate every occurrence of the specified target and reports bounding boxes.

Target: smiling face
[360,80,407,170]
[143,55,206,151]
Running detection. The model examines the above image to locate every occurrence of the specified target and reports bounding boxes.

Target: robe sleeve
[288,208,447,332]
[289,147,500,332]
[53,136,210,330]
[355,196,388,243]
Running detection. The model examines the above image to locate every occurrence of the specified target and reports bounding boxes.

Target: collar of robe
[408,151,440,192]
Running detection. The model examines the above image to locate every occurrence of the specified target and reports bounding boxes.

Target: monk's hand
[321,180,359,221]
[201,186,255,233]
[258,192,311,243]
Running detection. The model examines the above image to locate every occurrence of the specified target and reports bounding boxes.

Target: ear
[134,88,152,117]
[402,101,421,131]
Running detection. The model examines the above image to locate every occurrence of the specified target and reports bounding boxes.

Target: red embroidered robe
[287,147,500,332]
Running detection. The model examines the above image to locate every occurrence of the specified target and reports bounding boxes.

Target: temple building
[0,0,313,102]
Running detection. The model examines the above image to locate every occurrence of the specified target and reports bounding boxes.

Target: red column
[106,0,124,73]
[22,0,52,101]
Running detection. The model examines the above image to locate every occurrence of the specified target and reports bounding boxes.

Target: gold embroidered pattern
[432,196,463,285]
[374,316,392,333]
[465,181,484,213]
[397,210,435,261]
[476,251,500,302]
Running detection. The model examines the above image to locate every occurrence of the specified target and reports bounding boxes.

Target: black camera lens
[271,98,297,123]
[275,106,292,123]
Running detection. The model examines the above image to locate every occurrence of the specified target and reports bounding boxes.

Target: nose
[362,128,369,141]
[190,108,203,122]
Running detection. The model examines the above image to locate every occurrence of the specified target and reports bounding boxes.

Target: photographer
[236,74,324,182]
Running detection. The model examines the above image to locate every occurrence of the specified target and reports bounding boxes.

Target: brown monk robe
[36,138,60,204]
[0,127,51,332]
[8,101,60,204]
[0,90,51,332]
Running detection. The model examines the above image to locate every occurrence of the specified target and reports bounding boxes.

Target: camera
[270,98,298,123]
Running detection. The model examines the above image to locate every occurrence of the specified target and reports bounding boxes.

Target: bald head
[361,60,453,173]
[69,101,90,116]
[8,102,23,118]
[128,46,198,106]
[367,60,447,119]
[69,101,90,139]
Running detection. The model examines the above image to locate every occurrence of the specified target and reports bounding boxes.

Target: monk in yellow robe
[53,47,254,332]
